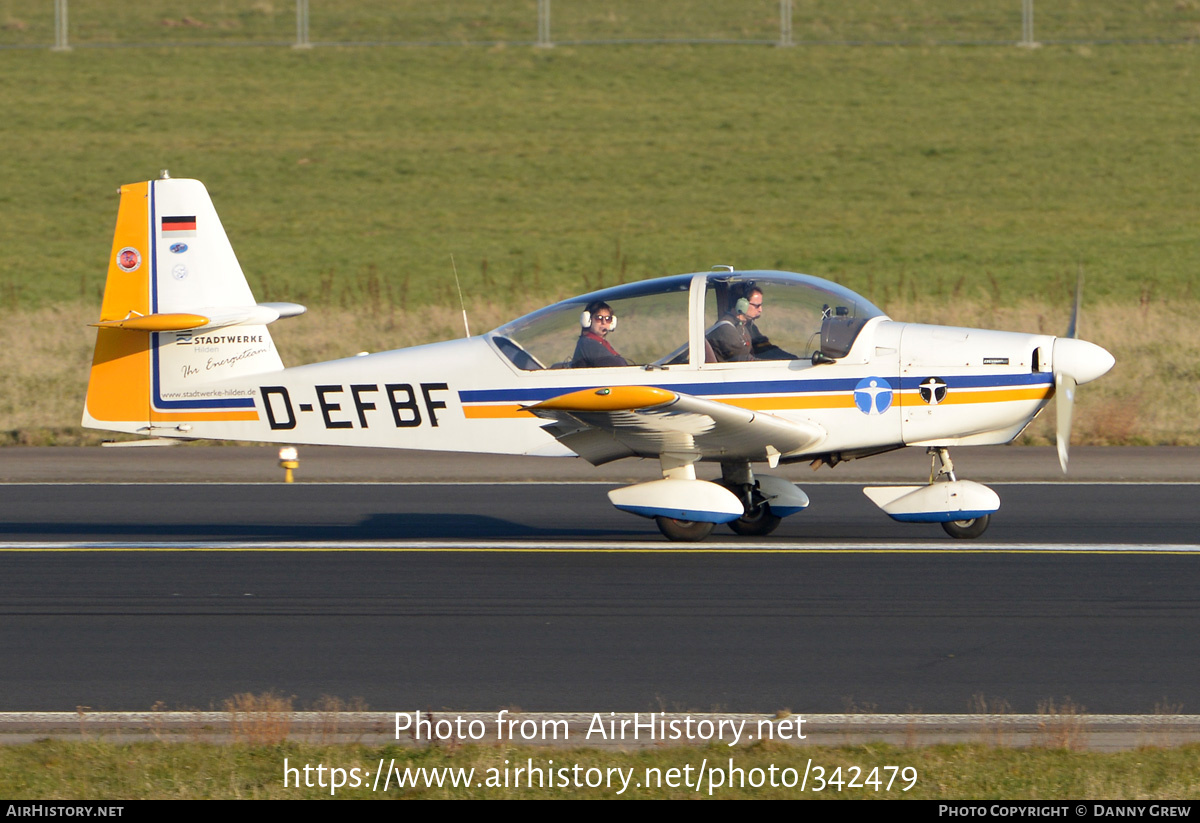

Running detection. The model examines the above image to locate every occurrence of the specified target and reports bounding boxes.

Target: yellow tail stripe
[86,183,152,423]
[149,410,261,422]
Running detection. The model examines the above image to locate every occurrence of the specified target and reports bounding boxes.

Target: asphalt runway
[0,480,1198,544]
[2,480,1199,713]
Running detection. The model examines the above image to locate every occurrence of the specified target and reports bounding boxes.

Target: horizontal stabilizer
[91,302,306,333]
[92,312,210,332]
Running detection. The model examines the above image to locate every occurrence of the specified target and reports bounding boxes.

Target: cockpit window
[704,275,883,362]
[488,271,884,371]
[489,275,692,371]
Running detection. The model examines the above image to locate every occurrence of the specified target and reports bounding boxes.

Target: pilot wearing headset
[707,290,762,361]
[571,300,630,368]
[707,287,794,362]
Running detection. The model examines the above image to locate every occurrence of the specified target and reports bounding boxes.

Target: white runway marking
[1,541,1198,553]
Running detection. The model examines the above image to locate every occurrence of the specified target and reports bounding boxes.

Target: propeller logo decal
[854,377,893,415]
[919,377,948,405]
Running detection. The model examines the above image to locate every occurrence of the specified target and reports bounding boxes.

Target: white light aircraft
[83,176,1115,541]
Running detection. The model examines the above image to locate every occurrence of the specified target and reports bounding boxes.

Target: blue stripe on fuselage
[459,372,1052,404]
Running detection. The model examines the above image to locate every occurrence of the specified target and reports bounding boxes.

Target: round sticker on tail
[116,247,141,272]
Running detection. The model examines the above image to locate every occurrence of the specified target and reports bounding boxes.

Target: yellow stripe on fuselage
[728,394,851,411]
[463,405,535,419]
[896,386,1052,407]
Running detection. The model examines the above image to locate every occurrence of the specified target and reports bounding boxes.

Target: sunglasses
[594,315,615,323]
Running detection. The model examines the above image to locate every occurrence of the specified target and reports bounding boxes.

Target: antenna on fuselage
[450,254,471,338]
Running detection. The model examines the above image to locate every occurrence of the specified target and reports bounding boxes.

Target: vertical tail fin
[83,178,302,436]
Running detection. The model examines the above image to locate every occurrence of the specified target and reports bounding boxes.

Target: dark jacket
[747,321,794,360]
[571,331,628,368]
[706,314,754,361]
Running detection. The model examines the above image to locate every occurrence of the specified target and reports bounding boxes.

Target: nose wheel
[930,448,992,539]
[941,514,991,539]
[654,517,715,542]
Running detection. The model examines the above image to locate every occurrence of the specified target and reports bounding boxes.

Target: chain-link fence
[2,1,1197,50]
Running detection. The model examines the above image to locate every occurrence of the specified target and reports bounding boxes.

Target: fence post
[1019,0,1039,48]
[537,0,552,48]
[294,0,312,49]
[778,0,794,47]
[51,0,70,51]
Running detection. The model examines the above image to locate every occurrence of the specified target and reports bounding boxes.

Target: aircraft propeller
[1051,272,1115,472]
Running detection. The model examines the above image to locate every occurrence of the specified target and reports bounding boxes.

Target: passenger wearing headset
[571,300,630,368]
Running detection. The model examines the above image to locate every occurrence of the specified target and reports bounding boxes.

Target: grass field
[4,739,1200,799]
[2,1,1198,47]
[1,41,1197,306]
[0,32,1197,442]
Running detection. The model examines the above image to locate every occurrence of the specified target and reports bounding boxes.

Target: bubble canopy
[487,271,886,371]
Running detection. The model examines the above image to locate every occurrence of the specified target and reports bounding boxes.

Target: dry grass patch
[1032,698,1089,752]
[4,297,1195,445]
[970,693,1015,748]
[311,695,371,745]
[225,692,294,746]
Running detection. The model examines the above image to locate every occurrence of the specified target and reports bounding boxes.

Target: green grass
[0,41,1198,311]
[3,739,1200,799]
[2,1,1198,47]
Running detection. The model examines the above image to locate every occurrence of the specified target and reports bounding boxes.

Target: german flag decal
[162,215,196,236]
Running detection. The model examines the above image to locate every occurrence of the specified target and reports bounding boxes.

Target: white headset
[580,309,617,331]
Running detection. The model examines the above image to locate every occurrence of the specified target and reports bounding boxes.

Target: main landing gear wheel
[941,514,990,539]
[655,516,714,542]
[727,504,782,537]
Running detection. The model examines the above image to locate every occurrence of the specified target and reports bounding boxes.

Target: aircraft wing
[526,386,825,466]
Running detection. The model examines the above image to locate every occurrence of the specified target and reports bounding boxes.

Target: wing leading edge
[526,386,825,466]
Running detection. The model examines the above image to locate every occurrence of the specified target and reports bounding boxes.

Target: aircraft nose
[1053,337,1115,385]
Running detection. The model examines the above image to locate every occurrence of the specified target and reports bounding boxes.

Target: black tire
[728,504,782,537]
[941,514,990,539]
[655,516,715,542]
